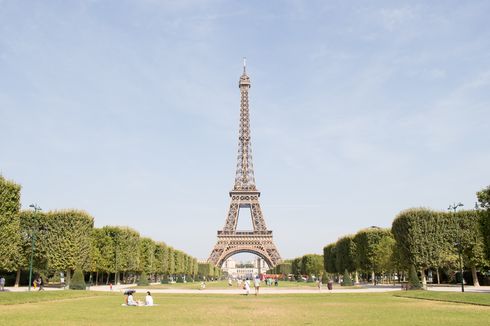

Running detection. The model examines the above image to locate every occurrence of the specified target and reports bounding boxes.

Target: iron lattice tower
[208,61,282,268]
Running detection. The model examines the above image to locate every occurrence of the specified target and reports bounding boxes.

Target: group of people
[124,291,154,306]
[241,276,261,296]
[33,276,44,291]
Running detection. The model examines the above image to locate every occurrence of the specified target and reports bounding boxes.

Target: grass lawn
[131,280,360,290]
[1,291,489,325]
[395,290,490,306]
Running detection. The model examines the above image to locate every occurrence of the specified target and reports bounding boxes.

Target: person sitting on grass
[127,293,142,306]
[145,291,154,306]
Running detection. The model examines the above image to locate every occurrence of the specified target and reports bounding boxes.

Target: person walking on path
[317,279,322,292]
[254,276,260,296]
[38,277,44,291]
[244,278,250,295]
[0,276,5,291]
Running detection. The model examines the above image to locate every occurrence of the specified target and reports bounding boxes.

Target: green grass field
[131,280,345,290]
[395,290,490,306]
[1,291,489,325]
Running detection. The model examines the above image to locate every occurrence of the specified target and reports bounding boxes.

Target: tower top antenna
[243,57,247,73]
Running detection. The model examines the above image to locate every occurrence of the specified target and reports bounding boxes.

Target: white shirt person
[145,291,154,306]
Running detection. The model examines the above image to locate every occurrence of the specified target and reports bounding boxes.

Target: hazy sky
[1,0,489,260]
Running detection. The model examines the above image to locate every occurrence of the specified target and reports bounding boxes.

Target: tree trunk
[371,271,375,285]
[471,266,480,287]
[95,271,99,286]
[354,271,359,284]
[14,269,21,287]
[436,268,440,285]
[420,269,427,289]
[67,269,72,285]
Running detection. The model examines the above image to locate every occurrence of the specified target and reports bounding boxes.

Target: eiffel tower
[208,60,282,268]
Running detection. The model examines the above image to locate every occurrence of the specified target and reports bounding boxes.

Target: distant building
[222,257,269,279]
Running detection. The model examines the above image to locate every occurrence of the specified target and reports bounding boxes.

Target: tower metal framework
[208,62,282,268]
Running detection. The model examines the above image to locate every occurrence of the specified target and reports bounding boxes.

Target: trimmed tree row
[323,185,490,287]
[0,175,198,287]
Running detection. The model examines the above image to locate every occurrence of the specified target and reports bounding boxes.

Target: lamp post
[448,202,464,293]
[28,204,42,291]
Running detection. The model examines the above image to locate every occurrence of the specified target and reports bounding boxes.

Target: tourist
[127,293,140,306]
[145,291,154,306]
[274,278,278,286]
[0,275,5,291]
[317,279,322,291]
[244,278,250,295]
[38,276,44,291]
[254,276,260,296]
[200,281,206,290]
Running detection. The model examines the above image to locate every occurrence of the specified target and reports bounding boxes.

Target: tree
[392,209,444,287]
[353,227,392,284]
[0,175,21,272]
[18,211,50,284]
[373,235,396,276]
[154,242,168,280]
[335,236,356,274]
[323,243,337,274]
[342,269,352,286]
[102,226,140,283]
[69,268,86,290]
[454,210,489,287]
[408,265,421,290]
[301,254,324,278]
[139,237,156,276]
[477,185,490,260]
[291,257,302,276]
[44,210,94,279]
[393,208,488,287]
[91,228,114,284]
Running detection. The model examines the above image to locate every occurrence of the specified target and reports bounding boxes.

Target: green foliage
[154,242,168,276]
[45,210,94,272]
[342,269,352,286]
[269,262,292,275]
[198,263,214,279]
[335,236,356,273]
[323,244,337,274]
[353,227,392,274]
[102,226,140,275]
[301,254,324,277]
[138,271,149,286]
[0,175,22,271]
[139,237,156,274]
[291,257,302,275]
[392,208,488,274]
[321,273,329,284]
[90,228,114,273]
[477,185,490,209]
[408,265,421,290]
[19,211,49,271]
[167,247,175,275]
[477,185,490,259]
[69,268,86,290]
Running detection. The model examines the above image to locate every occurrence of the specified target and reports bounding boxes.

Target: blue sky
[1,0,489,260]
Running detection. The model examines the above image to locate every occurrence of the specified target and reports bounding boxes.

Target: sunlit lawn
[395,290,490,306]
[1,290,489,325]
[131,280,358,290]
